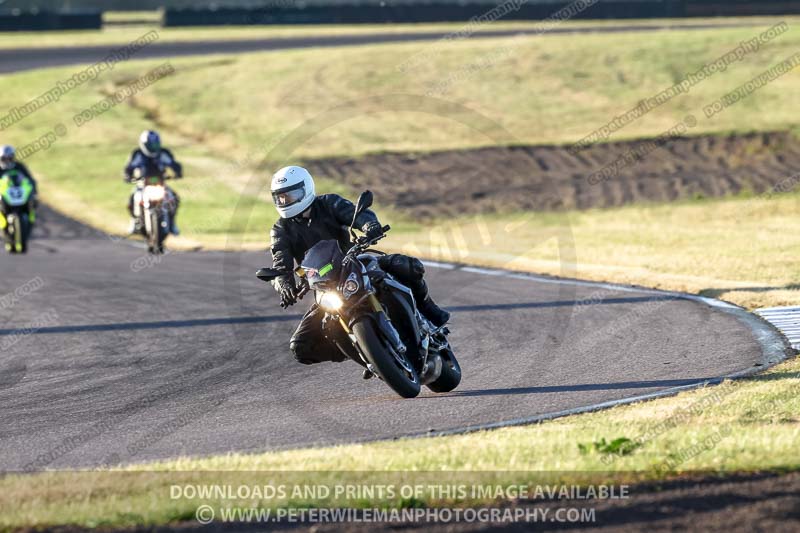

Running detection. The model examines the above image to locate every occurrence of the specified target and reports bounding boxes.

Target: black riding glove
[276,277,298,309]
[363,221,384,242]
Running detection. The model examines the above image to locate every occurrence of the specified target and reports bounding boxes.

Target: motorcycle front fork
[328,294,407,367]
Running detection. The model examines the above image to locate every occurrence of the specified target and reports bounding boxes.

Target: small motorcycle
[131,167,175,254]
[0,170,35,254]
[257,191,461,398]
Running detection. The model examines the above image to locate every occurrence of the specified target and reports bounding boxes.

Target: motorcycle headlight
[342,273,360,299]
[320,292,343,311]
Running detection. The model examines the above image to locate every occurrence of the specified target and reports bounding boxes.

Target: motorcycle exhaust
[420,353,443,385]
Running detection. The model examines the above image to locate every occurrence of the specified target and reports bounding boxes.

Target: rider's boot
[362,368,374,380]
[379,255,451,327]
[169,207,180,235]
[127,195,140,235]
[410,277,450,327]
[169,189,180,235]
[418,296,450,327]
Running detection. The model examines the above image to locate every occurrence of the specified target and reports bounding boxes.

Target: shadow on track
[433,378,716,397]
[450,295,681,313]
[0,314,303,336]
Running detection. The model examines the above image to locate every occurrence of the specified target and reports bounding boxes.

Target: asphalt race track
[1,22,760,74]
[0,207,778,471]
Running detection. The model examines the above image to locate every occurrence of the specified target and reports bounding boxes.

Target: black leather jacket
[269,194,378,287]
[123,148,182,182]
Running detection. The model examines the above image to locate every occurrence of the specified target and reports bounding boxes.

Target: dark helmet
[138,130,161,158]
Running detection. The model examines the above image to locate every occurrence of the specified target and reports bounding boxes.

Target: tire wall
[162,1,800,27]
[0,11,101,31]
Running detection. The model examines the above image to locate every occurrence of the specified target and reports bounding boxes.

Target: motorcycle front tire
[352,317,421,399]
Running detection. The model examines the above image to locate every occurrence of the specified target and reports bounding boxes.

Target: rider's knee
[409,257,425,279]
[290,340,317,365]
[380,254,425,281]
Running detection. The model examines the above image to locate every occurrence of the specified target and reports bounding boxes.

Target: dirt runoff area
[308,131,800,218]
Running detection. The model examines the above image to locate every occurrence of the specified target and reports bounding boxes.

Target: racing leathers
[269,193,450,365]
[0,162,37,229]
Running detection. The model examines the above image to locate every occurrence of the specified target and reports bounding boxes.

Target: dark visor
[272,181,306,207]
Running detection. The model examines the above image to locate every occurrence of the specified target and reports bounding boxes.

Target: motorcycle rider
[0,145,38,232]
[123,130,182,235]
[1,145,37,195]
[269,165,450,368]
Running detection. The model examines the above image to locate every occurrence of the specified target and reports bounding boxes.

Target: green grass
[386,191,800,310]
[132,21,800,159]
[1,356,797,530]
[4,20,800,237]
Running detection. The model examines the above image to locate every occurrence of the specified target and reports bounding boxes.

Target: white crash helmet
[271,165,315,218]
[0,145,15,170]
[138,130,161,158]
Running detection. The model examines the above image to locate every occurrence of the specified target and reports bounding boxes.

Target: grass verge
[388,191,800,310]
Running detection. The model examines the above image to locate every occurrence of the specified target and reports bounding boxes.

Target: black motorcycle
[257,191,461,399]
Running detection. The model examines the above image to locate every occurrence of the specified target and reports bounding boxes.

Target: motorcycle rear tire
[427,347,462,393]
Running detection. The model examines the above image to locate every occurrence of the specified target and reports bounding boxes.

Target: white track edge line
[412,259,793,439]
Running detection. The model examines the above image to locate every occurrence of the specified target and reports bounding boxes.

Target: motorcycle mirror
[350,190,373,229]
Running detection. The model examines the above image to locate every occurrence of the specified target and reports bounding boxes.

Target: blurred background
[3,0,800,307]
[3,1,800,30]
